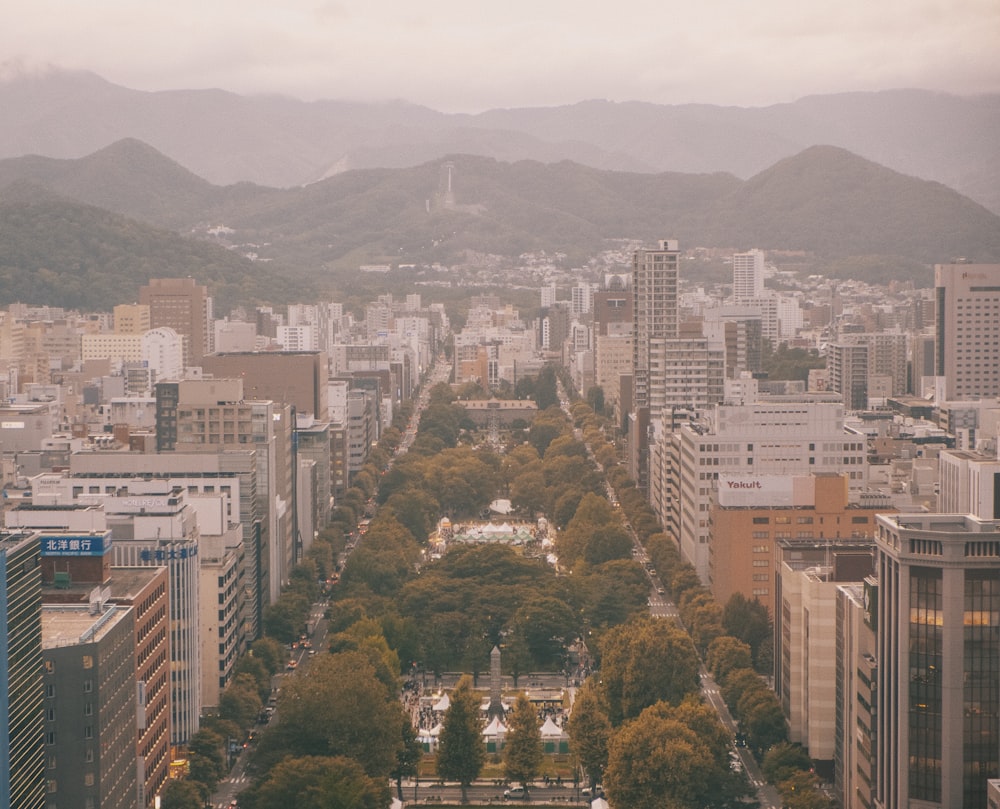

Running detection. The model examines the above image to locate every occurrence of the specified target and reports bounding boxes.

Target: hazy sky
[5,0,999,112]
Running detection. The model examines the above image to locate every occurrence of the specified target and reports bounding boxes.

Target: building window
[84,726,93,740]
[909,566,942,803]
[83,680,93,693]
[82,655,93,669]
[46,684,55,699]
[752,517,770,525]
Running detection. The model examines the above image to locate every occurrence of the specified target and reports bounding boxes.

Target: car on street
[503,786,526,799]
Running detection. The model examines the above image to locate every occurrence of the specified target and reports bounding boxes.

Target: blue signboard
[39,533,111,557]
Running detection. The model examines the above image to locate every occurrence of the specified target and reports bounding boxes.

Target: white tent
[391,799,404,809]
[429,723,443,736]
[590,798,609,809]
[482,716,507,738]
[432,693,450,712]
[540,716,564,738]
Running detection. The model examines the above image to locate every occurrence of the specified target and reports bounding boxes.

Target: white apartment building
[732,248,766,300]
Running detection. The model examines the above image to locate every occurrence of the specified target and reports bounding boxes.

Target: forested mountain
[0,184,306,312]
[2,140,998,298]
[1,70,998,214]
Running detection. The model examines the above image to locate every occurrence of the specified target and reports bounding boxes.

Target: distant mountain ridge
[1,69,998,214]
[1,140,999,304]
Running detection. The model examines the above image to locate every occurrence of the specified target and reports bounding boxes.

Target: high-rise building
[200,351,329,419]
[42,601,138,809]
[874,513,1000,808]
[732,248,766,300]
[828,342,870,410]
[774,538,875,777]
[139,278,212,365]
[0,531,45,809]
[632,240,680,417]
[35,528,172,809]
[934,263,1000,400]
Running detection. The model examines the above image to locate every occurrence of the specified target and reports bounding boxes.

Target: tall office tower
[139,277,212,364]
[828,342,870,410]
[774,537,875,778]
[42,601,138,809]
[732,248,766,300]
[0,532,45,809]
[107,569,171,808]
[103,492,202,748]
[632,240,680,417]
[34,525,172,809]
[874,513,1000,809]
[935,263,1000,400]
[159,378,293,610]
[200,351,329,419]
[835,582,878,809]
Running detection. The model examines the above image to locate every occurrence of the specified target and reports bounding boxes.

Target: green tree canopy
[258,651,403,777]
[244,755,390,809]
[158,780,204,809]
[437,676,485,804]
[504,693,544,792]
[566,680,611,789]
[599,616,701,724]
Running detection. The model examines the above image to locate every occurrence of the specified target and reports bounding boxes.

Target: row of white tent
[418,714,566,743]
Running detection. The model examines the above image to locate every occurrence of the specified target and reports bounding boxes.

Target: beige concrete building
[934,263,1000,401]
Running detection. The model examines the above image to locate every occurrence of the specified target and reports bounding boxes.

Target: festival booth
[540,715,569,753]
[482,715,508,753]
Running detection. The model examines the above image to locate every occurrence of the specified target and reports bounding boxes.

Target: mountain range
[2,69,999,215]
[2,135,1000,314]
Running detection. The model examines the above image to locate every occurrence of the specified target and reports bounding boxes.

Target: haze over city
[5,0,1000,111]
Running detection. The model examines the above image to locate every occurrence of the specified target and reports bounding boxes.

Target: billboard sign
[717,475,796,507]
[39,532,111,557]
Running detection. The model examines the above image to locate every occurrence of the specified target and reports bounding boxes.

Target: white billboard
[716,474,797,507]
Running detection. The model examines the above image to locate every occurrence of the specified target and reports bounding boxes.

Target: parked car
[503,786,526,799]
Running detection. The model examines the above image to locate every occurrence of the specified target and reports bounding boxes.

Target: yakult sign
[717,475,796,507]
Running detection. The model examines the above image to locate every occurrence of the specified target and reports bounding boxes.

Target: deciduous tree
[566,680,611,789]
[599,616,700,724]
[247,755,389,809]
[437,676,485,804]
[504,693,543,793]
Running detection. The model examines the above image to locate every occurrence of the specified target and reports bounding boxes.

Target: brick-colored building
[709,473,887,611]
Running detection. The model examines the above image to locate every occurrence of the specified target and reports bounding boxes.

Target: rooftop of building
[42,603,131,649]
[879,513,1000,534]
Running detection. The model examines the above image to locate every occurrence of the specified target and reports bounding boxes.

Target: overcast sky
[5,0,999,112]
